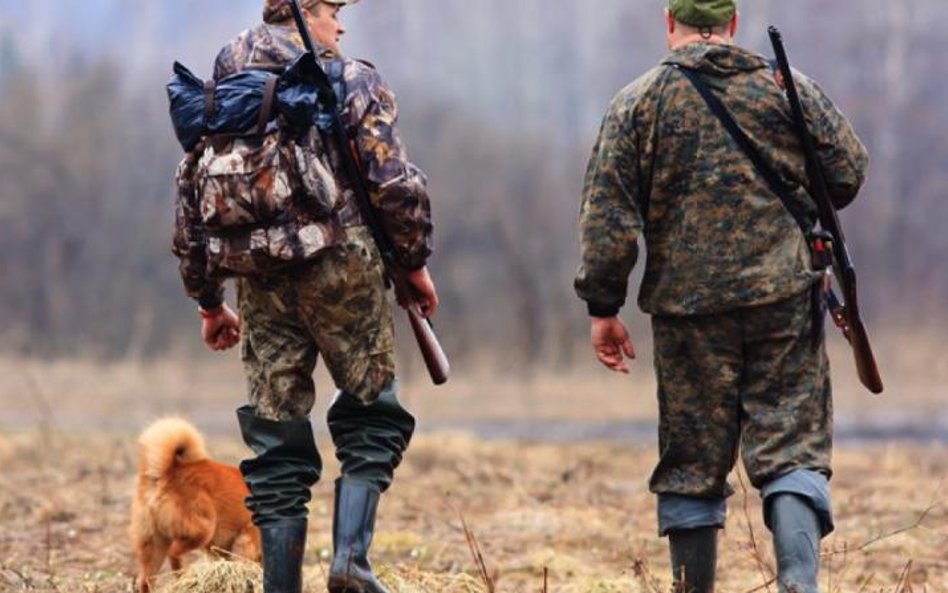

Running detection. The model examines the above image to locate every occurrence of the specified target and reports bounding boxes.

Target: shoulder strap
[255,74,279,135]
[203,80,217,124]
[673,65,812,235]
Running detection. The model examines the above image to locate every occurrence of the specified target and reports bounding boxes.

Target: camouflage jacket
[173,22,433,309]
[575,43,869,317]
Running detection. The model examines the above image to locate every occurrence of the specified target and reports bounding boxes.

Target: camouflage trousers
[238,226,397,420]
[648,287,833,534]
[236,226,414,494]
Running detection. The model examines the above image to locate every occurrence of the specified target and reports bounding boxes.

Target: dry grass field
[0,331,945,593]
[0,430,945,593]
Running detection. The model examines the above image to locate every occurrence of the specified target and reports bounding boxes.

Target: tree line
[0,0,944,365]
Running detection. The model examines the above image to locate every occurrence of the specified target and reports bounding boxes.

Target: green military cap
[669,0,736,27]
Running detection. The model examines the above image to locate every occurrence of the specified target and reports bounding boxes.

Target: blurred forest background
[0,0,945,375]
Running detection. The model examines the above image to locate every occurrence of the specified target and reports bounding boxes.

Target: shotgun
[769,26,882,394]
[289,0,449,385]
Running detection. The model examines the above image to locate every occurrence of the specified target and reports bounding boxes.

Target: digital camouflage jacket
[576,43,869,318]
[173,23,432,309]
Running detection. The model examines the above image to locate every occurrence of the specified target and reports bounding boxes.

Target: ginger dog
[129,418,260,592]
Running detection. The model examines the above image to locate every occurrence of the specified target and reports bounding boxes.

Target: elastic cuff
[587,302,621,317]
[761,469,834,537]
[401,259,427,272]
[197,291,224,311]
[658,494,728,536]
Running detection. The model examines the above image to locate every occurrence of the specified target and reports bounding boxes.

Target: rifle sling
[673,65,812,236]
[675,64,836,343]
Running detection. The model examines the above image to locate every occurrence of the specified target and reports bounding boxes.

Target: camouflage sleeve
[213,29,252,80]
[574,90,645,317]
[213,47,236,81]
[796,72,870,210]
[345,64,433,271]
[171,150,224,309]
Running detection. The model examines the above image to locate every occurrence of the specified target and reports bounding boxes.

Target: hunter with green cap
[576,1,869,592]
[172,1,437,592]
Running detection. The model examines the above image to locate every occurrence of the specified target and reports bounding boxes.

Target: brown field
[0,339,945,593]
[0,430,945,593]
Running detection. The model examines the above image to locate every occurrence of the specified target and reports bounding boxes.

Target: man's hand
[398,266,439,318]
[200,303,240,352]
[590,316,636,374]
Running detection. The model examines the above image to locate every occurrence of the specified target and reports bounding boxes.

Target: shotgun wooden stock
[770,26,883,394]
[392,273,450,385]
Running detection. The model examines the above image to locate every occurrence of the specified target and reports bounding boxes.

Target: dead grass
[0,430,944,593]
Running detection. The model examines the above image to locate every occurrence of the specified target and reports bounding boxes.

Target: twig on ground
[737,471,775,592]
[450,502,495,593]
[854,504,938,552]
[630,556,664,593]
[892,560,912,593]
[741,577,778,593]
[855,573,877,593]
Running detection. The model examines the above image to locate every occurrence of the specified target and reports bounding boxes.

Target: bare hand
[200,303,241,352]
[590,316,636,374]
[399,266,439,318]
[774,69,786,90]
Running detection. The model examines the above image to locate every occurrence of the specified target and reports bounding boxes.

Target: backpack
[167,58,342,235]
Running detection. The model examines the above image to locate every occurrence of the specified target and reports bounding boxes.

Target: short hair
[674,17,732,39]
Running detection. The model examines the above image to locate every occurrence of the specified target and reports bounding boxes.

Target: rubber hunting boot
[669,526,718,593]
[770,494,822,593]
[260,519,307,593]
[328,478,390,593]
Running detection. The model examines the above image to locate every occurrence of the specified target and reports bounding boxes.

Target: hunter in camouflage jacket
[172,20,432,311]
[575,42,869,318]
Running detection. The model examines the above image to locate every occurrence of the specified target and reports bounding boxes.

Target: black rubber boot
[770,494,822,593]
[669,527,718,593]
[260,519,308,593]
[327,478,389,593]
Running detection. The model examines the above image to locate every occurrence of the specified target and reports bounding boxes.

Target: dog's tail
[137,417,210,479]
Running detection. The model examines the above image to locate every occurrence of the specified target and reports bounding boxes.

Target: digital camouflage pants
[649,287,833,535]
[236,226,414,500]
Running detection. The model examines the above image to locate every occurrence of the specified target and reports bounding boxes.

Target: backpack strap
[203,80,217,124]
[673,64,812,235]
[255,74,279,136]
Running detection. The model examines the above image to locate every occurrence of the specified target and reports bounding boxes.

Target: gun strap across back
[673,65,812,236]
[675,64,838,346]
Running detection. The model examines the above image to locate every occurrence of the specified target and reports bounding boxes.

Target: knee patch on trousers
[658,494,728,537]
[761,469,834,537]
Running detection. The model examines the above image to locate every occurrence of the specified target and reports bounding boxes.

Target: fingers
[203,321,240,351]
[216,326,240,350]
[596,345,630,374]
[621,338,636,360]
[419,292,439,318]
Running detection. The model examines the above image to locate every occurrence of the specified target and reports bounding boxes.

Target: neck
[669,34,731,50]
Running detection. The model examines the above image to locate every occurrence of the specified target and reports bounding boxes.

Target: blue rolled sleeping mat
[166,53,334,153]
